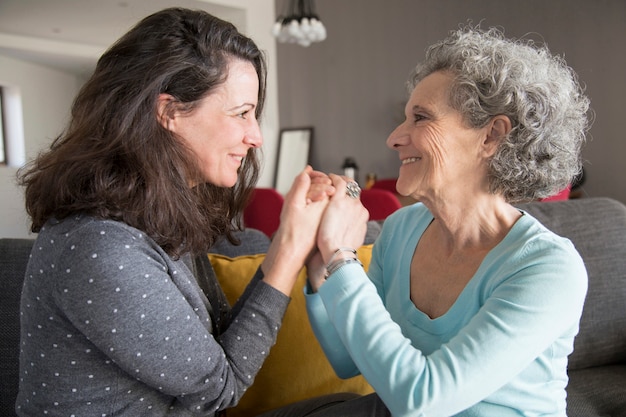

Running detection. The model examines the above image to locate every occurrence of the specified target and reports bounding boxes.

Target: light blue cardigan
[306,203,587,417]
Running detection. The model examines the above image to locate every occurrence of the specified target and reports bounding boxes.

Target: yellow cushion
[209,245,374,417]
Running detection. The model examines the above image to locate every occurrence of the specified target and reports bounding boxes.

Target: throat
[409,223,488,319]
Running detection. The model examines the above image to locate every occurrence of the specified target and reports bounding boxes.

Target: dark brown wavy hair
[17,7,267,256]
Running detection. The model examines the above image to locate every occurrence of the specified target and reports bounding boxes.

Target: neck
[423,194,521,255]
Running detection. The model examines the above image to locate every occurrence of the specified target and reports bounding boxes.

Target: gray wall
[276,0,626,203]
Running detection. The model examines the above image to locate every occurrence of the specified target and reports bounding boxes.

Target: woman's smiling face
[386,71,489,203]
[166,58,262,188]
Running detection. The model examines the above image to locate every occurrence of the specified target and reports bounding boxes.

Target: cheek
[420,126,449,167]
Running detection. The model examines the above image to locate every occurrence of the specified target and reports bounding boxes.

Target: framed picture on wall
[0,91,5,164]
[273,127,313,195]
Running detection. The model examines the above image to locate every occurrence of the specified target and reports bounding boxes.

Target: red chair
[540,185,571,202]
[360,189,402,221]
[370,178,398,194]
[243,188,284,238]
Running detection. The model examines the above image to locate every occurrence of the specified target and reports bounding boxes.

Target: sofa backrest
[208,228,271,257]
[0,238,34,417]
[517,198,626,370]
[1,197,624,414]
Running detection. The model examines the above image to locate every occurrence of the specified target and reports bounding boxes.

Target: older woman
[304,26,591,416]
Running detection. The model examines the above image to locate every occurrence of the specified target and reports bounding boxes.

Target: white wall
[0,0,279,239]
[0,54,80,238]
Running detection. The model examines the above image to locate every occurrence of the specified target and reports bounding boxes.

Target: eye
[413,113,427,123]
[237,110,250,119]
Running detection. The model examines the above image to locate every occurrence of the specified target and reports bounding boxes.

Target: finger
[285,167,312,205]
[310,176,333,186]
[308,168,330,180]
[309,171,333,190]
[328,173,355,200]
[307,184,334,203]
[329,173,348,188]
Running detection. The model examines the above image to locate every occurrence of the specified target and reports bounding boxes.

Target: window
[0,85,25,167]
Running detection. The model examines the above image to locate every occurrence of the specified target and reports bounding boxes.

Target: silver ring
[345,181,361,199]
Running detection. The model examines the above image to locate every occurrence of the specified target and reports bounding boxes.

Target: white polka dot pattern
[16,215,289,416]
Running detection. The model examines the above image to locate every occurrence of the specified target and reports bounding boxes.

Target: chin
[394,179,412,196]
[223,178,240,188]
[204,173,238,188]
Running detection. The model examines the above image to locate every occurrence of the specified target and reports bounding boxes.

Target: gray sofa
[515,198,626,417]
[2,197,625,416]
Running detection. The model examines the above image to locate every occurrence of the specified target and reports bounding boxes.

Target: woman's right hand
[317,174,370,266]
[261,166,332,295]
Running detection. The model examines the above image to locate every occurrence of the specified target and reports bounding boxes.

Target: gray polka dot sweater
[16,215,290,416]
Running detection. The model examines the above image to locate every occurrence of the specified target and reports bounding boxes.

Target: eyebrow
[229,103,256,112]
[411,104,433,115]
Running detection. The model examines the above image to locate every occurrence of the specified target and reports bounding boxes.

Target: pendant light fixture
[272,0,326,47]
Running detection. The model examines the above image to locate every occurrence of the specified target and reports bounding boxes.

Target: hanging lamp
[272,0,326,47]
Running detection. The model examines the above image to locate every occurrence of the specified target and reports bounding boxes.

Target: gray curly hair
[409,26,591,202]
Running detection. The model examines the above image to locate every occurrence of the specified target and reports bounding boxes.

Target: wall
[276,0,626,203]
[0,54,81,238]
[0,0,279,239]
[208,0,280,189]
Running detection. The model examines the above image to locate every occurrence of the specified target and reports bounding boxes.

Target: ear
[483,115,512,157]
[156,93,176,130]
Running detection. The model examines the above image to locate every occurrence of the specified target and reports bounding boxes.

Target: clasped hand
[261,166,368,295]
[303,168,370,291]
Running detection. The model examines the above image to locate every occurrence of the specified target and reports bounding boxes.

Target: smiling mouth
[401,157,421,165]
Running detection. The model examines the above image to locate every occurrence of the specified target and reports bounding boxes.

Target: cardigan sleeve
[304,286,360,378]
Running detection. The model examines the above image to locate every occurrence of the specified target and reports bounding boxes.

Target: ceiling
[0,0,246,76]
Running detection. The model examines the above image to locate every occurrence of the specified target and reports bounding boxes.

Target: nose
[386,121,409,150]
[244,119,263,148]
